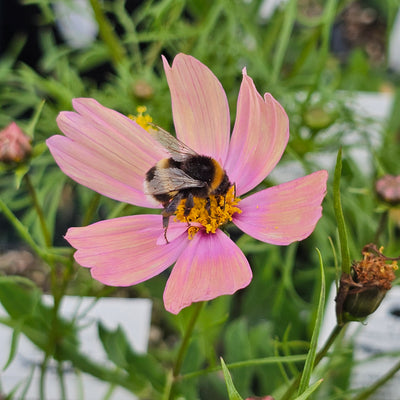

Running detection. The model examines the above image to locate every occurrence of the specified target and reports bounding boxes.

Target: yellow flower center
[174,186,241,239]
[129,106,153,131]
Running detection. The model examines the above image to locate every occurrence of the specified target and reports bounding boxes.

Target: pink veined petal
[162,54,230,164]
[233,170,328,245]
[163,229,253,314]
[47,98,168,208]
[65,215,188,286]
[225,70,289,196]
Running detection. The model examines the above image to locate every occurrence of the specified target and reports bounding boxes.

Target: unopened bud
[132,80,154,100]
[375,174,400,205]
[336,244,398,324]
[0,122,32,163]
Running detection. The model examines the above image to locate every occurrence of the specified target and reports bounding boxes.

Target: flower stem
[164,302,204,400]
[373,210,388,244]
[89,0,126,67]
[24,173,74,399]
[180,354,308,381]
[0,197,44,257]
[40,355,50,400]
[57,361,67,400]
[173,302,204,377]
[280,323,345,400]
[24,173,52,247]
[82,193,101,226]
[270,0,297,84]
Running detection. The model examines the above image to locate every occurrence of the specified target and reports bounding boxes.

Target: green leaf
[0,276,78,353]
[0,276,41,319]
[220,357,243,400]
[14,164,30,189]
[294,379,323,400]
[224,319,252,393]
[98,322,166,393]
[333,148,351,274]
[2,320,22,370]
[25,99,45,138]
[297,249,326,395]
[31,141,49,158]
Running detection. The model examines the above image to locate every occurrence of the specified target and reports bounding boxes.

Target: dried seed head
[336,244,398,324]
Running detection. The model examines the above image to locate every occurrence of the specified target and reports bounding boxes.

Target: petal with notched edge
[163,229,252,314]
[233,170,328,245]
[47,98,167,208]
[225,71,289,196]
[162,54,230,164]
[65,215,188,286]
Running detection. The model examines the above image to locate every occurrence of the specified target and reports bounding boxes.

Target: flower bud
[132,80,154,100]
[0,122,32,163]
[375,174,400,205]
[336,244,397,324]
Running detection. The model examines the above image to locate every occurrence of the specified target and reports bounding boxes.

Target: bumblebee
[144,125,231,239]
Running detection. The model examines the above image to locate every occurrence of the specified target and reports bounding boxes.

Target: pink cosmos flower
[46,54,328,314]
[0,122,31,163]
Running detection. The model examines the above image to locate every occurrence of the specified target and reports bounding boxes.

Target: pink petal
[163,54,230,163]
[225,71,289,196]
[65,215,188,286]
[163,229,253,314]
[233,170,328,245]
[47,98,167,207]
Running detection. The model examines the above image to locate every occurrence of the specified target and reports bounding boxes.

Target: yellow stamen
[129,106,153,131]
[174,186,241,239]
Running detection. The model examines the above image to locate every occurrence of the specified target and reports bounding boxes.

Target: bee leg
[205,197,211,214]
[184,193,194,222]
[162,215,170,244]
[161,193,184,243]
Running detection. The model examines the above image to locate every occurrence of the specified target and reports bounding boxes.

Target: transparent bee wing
[145,167,206,195]
[148,123,198,162]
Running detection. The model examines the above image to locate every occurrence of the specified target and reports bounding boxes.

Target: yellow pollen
[174,186,241,239]
[129,106,153,131]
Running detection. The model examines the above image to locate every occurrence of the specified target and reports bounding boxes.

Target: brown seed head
[336,243,398,324]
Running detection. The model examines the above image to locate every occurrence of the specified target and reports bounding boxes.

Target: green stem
[89,0,126,67]
[0,194,73,398]
[302,0,338,108]
[180,354,308,381]
[333,149,351,274]
[270,0,297,84]
[0,198,43,255]
[0,195,70,268]
[24,173,52,247]
[82,193,101,226]
[280,323,345,400]
[59,341,140,392]
[164,302,204,400]
[57,361,67,400]
[173,302,204,377]
[24,172,75,399]
[353,358,400,400]
[40,355,50,400]
[373,210,388,244]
